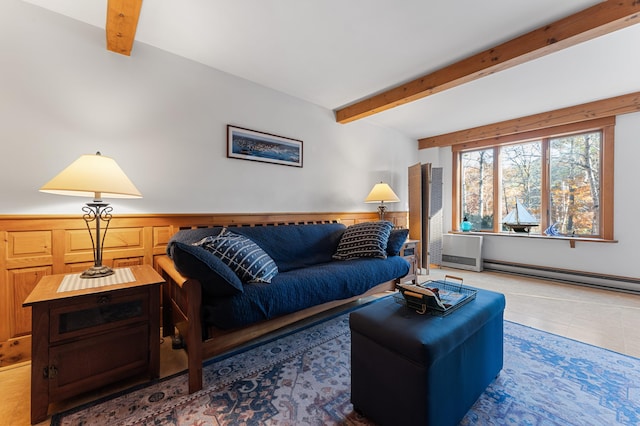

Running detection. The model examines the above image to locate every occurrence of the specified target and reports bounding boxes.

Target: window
[454,118,614,240]
[549,132,601,236]
[460,149,494,231]
[500,141,542,232]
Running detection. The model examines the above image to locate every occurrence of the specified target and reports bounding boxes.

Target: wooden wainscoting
[0,211,407,367]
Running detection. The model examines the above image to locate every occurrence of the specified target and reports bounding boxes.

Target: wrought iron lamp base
[81,265,115,279]
[79,201,113,279]
[377,204,388,221]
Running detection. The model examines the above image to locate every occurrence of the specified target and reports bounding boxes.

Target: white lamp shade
[40,153,142,199]
[364,182,400,203]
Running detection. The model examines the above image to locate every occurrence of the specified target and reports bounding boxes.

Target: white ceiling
[21,0,640,140]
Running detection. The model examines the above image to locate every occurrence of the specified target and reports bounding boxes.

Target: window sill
[451,231,618,248]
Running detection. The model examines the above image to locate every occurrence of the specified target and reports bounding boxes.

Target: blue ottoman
[350,288,505,426]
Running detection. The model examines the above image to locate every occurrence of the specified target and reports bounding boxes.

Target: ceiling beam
[335,0,640,124]
[418,91,640,149]
[106,0,143,56]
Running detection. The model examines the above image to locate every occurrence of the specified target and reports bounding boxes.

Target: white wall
[419,111,640,279]
[0,0,416,215]
[3,1,638,280]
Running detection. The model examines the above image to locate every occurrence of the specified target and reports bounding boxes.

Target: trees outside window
[501,142,542,233]
[549,132,601,236]
[461,149,493,231]
[454,119,612,239]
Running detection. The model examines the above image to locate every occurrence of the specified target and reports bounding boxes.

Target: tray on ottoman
[395,275,477,316]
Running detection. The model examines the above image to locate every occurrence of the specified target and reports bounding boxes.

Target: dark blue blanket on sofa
[203,256,409,329]
[168,223,409,329]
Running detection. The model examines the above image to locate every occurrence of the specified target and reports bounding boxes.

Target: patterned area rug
[52,305,640,425]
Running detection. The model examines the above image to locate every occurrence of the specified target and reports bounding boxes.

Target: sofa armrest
[157,255,188,288]
[157,255,204,393]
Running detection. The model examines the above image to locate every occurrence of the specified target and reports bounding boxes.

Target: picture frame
[227,125,303,168]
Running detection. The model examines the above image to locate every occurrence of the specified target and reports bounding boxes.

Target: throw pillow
[169,241,244,297]
[195,228,279,283]
[332,221,393,260]
[386,228,409,256]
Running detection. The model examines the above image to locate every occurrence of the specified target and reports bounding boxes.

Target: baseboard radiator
[441,234,483,272]
[483,259,640,294]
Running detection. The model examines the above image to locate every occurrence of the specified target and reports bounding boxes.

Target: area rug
[52,306,640,425]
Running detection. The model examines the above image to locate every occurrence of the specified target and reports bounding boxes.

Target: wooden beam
[106,0,143,56]
[419,91,640,149]
[335,0,640,124]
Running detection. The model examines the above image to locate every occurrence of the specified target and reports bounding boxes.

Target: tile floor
[1,267,639,425]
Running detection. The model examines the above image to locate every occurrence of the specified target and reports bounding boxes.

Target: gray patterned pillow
[194,228,278,283]
[333,221,393,260]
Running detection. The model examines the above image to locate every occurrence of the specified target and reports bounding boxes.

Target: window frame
[452,117,615,240]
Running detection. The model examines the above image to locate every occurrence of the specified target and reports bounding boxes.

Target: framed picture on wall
[227,125,303,168]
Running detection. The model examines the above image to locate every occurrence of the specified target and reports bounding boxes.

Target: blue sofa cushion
[333,221,393,260]
[166,226,225,251]
[233,223,346,272]
[169,240,244,297]
[202,255,410,329]
[194,229,278,283]
[167,227,245,297]
[386,228,409,256]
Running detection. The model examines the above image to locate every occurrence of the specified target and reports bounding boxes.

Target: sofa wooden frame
[158,256,395,393]
[156,217,400,394]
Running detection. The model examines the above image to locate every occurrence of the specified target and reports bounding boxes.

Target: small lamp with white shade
[364,182,400,220]
[39,152,142,278]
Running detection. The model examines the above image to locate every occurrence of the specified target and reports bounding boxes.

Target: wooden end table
[398,239,419,284]
[23,264,163,424]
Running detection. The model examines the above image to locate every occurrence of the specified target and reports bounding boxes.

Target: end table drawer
[49,287,150,342]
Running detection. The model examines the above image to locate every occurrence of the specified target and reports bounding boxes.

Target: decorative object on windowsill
[40,152,142,278]
[364,182,400,220]
[461,216,472,232]
[544,222,561,236]
[502,200,539,233]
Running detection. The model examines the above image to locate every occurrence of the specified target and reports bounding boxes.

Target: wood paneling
[6,231,52,269]
[153,226,172,249]
[64,227,145,265]
[0,210,407,367]
[9,267,51,337]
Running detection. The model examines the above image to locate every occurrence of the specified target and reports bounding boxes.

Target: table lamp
[40,152,142,278]
[364,182,400,220]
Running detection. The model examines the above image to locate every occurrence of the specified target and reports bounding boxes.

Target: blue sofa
[159,221,410,393]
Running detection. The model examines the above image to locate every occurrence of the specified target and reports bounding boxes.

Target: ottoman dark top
[350,287,506,426]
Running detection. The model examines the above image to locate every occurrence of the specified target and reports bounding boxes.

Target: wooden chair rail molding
[0,211,407,367]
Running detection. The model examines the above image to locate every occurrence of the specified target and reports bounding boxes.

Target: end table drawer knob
[97,295,111,305]
[43,365,58,379]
